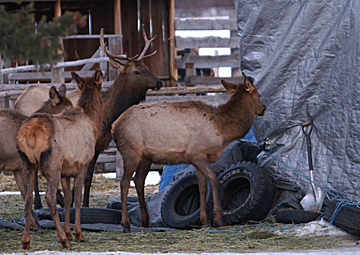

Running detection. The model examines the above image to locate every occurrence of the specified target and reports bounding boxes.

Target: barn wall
[121,0,171,85]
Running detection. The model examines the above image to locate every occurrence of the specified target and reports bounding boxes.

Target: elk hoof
[66,232,72,240]
[213,220,224,228]
[22,241,30,249]
[74,232,84,242]
[61,239,71,248]
[123,228,131,233]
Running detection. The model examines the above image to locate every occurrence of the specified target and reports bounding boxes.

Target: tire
[275,208,321,224]
[107,196,139,210]
[36,207,122,225]
[69,208,122,224]
[214,161,276,225]
[323,199,360,237]
[161,170,211,229]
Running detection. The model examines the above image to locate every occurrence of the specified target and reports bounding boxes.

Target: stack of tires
[161,161,276,229]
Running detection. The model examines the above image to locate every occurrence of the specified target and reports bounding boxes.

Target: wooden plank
[8,71,98,81]
[175,18,237,30]
[169,0,177,86]
[62,34,122,39]
[121,0,139,58]
[188,76,244,85]
[176,53,240,69]
[175,36,239,48]
[150,0,170,82]
[146,94,231,106]
[81,47,100,71]
[0,57,108,75]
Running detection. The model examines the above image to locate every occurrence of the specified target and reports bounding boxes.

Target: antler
[136,24,157,61]
[100,28,128,61]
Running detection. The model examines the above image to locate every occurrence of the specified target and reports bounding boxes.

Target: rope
[263,150,359,226]
[264,150,340,199]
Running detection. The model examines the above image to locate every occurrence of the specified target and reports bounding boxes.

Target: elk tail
[17,117,52,164]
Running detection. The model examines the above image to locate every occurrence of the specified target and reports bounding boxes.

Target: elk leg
[45,171,70,248]
[56,189,65,208]
[120,156,140,233]
[190,156,223,227]
[61,177,72,240]
[82,151,100,207]
[34,173,43,210]
[13,169,42,231]
[133,157,152,228]
[195,170,210,227]
[73,167,87,242]
[21,163,37,249]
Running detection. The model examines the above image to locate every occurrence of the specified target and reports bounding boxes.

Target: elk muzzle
[152,80,162,91]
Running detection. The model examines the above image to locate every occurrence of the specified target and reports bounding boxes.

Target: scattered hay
[0,172,357,253]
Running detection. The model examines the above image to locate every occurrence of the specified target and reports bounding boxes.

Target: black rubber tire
[107,196,139,210]
[36,207,122,224]
[161,170,211,229]
[323,199,360,237]
[214,161,276,225]
[275,208,321,224]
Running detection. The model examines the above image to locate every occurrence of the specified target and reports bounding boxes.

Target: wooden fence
[174,13,242,86]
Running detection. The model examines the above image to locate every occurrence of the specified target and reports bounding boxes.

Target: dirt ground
[0,173,359,254]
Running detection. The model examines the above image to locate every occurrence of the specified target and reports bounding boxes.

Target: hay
[0,172,356,253]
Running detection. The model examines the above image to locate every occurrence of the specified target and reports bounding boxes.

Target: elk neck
[215,91,254,143]
[101,74,147,126]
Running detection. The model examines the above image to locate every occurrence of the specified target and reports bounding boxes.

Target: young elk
[13,25,162,208]
[0,85,73,230]
[17,70,103,249]
[112,77,266,232]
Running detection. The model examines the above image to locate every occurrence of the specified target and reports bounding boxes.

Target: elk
[13,25,162,207]
[17,70,103,249]
[0,85,73,230]
[112,77,266,232]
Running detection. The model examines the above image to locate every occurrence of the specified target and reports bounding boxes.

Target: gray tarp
[234,0,360,202]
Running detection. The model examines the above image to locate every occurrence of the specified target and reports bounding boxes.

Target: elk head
[221,77,266,116]
[100,25,162,91]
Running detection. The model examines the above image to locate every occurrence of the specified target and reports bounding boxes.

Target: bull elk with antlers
[13,25,162,208]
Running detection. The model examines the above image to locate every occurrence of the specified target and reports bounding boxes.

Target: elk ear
[244,77,256,94]
[93,69,103,89]
[221,80,237,93]
[58,84,67,97]
[71,71,84,90]
[49,86,61,105]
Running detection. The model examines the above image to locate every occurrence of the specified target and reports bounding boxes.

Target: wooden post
[52,1,65,84]
[114,0,122,35]
[229,9,242,77]
[0,52,3,84]
[169,0,177,87]
[185,63,195,84]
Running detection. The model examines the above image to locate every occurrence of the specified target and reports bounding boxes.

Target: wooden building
[1,0,238,87]
[1,0,175,86]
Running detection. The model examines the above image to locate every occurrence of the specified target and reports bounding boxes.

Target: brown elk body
[112,77,266,232]
[0,85,73,229]
[17,70,103,249]
[14,26,162,208]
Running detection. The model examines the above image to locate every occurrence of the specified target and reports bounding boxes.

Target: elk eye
[135,71,140,75]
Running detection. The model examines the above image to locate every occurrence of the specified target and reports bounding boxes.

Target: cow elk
[112,77,266,232]
[13,25,162,208]
[17,70,103,249]
[0,85,73,230]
